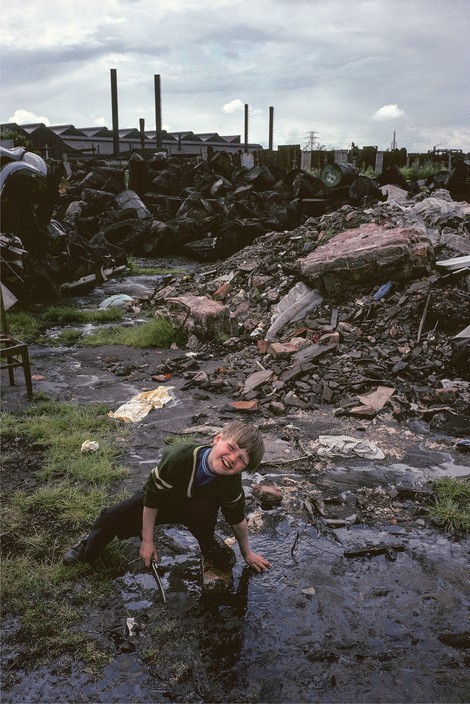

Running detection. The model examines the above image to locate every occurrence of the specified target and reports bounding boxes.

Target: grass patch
[54,328,83,345]
[5,310,42,340]
[82,315,187,348]
[6,305,125,343]
[126,256,184,277]
[428,478,470,534]
[41,305,125,326]
[0,398,133,669]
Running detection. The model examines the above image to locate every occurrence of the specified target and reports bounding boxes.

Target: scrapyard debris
[0,147,127,303]
[2,143,469,303]
[139,176,470,426]
[316,435,386,460]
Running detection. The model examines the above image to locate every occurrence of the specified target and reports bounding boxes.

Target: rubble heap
[2,144,470,302]
[128,190,470,431]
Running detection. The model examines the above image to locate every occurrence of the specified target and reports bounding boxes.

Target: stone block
[297,224,433,294]
[167,295,230,340]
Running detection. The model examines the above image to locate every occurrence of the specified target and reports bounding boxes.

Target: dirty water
[2,454,469,703]
[3,511,469,703]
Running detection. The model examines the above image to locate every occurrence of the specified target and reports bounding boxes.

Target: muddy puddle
[3,458,469,703]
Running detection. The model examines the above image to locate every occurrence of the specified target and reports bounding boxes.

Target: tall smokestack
[110,68,119,156]
[269,106,274,151]
[139,118,145,152]
[154,74,162,150]
[244,103,249,152]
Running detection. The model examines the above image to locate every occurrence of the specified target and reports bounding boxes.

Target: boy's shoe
[201,536,236,570]
[63,538,88,565]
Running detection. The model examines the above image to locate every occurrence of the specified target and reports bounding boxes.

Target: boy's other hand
[140,540,158,567]
[244,550,271,573]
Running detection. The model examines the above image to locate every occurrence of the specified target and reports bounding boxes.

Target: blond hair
[219,421,265,470]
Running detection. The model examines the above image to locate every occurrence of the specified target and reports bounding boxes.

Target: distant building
[0,122,262,160]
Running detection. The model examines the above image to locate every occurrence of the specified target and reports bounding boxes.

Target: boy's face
[207,434,250,476]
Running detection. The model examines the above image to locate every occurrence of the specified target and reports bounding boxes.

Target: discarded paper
[317,435,385,460]
[108,387,173,423]
[81,440,100,453]
[356,386,395,411]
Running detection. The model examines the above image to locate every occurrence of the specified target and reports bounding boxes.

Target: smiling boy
[64,421,271,573]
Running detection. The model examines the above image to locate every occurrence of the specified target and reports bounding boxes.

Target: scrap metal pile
[2,144,469,304]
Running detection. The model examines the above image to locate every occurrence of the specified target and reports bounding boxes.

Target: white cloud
[223,99,245,114]
[94,117,106,126]
[8,109,51,126]
[372,104,405,121]
[1,2,469,153]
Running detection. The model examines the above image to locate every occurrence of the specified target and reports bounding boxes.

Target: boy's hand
[140,539,158,567]
[243,550,271,573]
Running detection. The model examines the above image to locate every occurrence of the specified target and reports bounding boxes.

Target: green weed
[5,311,42,340]
[82,315,187,348]
[41,305,124,326]
[54,328,83,345]
[401,160,448,182]
[428,478,470,533]
[126,256,184,277]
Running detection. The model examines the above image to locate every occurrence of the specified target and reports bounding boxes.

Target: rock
[243,369,274,395]
[201,559,234,592]
[252,483,283,506]
[266,342,298,358]
[297,224,434,295]
[166,295,230,340]
[268,401,286,415]
[301,587,317,598]
[225,400,259,413]
[212,282,232,300]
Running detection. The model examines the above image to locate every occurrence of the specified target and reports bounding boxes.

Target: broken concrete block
[226,400,259,413]
[242,368,274,395]
[167,295,230,339]
[266,341,298,358]
[212,282,232,300]
[297,224,434,294]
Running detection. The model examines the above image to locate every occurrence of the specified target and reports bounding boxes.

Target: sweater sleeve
[220,479,245,525]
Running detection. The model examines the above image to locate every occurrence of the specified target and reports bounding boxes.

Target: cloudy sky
[2,0,469,153]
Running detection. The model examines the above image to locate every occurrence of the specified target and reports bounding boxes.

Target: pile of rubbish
[116,185,470,431]
[2,144,469,303]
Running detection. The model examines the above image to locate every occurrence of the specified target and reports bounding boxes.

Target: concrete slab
[297,223,433,294]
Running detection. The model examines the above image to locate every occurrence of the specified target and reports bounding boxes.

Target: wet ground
[1,265,469,703]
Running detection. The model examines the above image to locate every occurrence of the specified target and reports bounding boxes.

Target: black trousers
[81,490,221,563]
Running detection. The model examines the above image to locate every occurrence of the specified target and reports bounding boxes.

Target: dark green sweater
[143,442,245,525]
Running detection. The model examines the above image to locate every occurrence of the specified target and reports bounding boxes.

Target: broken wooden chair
[0,286,33,399]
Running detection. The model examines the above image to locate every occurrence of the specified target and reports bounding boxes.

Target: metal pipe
[110,68,119,156]
[139,118,145,152]
[244,103,249,153]
[269,106,274,151]
[154,74,162,150]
